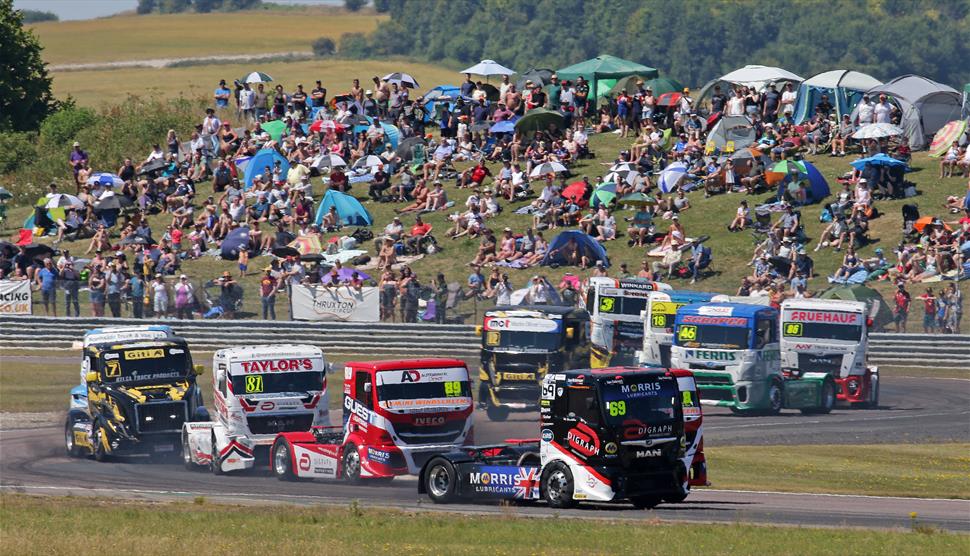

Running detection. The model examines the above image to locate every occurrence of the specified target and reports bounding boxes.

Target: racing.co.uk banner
[290,284,378,322]
[0,280,32,315]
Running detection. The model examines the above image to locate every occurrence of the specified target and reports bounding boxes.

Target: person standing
[260,268,278,320]
[127,272,145,319]
[918,287,937,333]
[35,258,58,317]
[104,264,126,317]
[152,274,169,318]
[214,79,231,108]
[239,83,255,122]
[88,268,106,317]
[873,94,893,124]
[403,278,420,323]
[174,275,194,320]
[433,273,448,324]
[61,261,80,317]
[892,283,911,332]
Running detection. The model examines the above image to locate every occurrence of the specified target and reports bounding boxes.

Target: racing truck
[582,277,671,368]
[670,302,835,415]
[780,298,878,408]
[417,367,706,509]
[182,345,330,474]
[636,290,716,368]
[478,306,591,421]
[269,359,474,482]
[65,331,207,460]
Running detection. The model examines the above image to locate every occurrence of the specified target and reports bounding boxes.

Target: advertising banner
[290,284,379,322]
[0,281,32,315]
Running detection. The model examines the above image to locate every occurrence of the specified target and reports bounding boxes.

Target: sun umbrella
[45,193,84,209]
[86,172,125,188]
[609,162,637,173]
[656,92,683,108]
[22,243,55,262]
[460,60,515,77]
[928,120,968,157]
[321,267,372,285]
[310,153,347,170]
[850,153,910,171]
[515,108,565,134]
[353,155,385,170]
[272,246,301,259]
[591,188,616,208]
[730,147,761,161]
[604,171,637,185]
[852,123,904,140]
[912,216,951,234]
[309,119,344,134]
[288,235,322,255]
[489,120,516,134]
[658,162,687,193]
[0,187,11,200]
[641,77,685,96]
[121,235,151,246]
[619,192,657,206]
[395,136,425,161]
[381,72,419,88]
[338,113,370,127]
[94,191,121,210]
[562,181,587,203]
[771,160,807,175]
[530,161,567,177]
[240,71,273,84]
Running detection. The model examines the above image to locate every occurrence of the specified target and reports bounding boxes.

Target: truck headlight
[847,378,860,395]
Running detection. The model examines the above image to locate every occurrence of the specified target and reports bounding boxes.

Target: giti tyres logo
[240,359,313,373]
[413,415,445,427]
[298,453,311,471]
[401,370,421,382]
[566,422,600,458]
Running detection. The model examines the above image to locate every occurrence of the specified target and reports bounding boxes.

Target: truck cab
[478,306,590,421]
[270,359,474,482]
[780,298,878,408]
[182,345,330,474]
[637,290,716,368]
[418,367,705,509]
[581,277,671,368]
[65,335,206,460]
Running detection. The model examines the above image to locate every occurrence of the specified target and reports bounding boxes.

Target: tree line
[358,0,969,88]
[135,0,262,14]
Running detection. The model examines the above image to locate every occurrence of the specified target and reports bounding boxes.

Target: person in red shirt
[405,215,433,253]
[459,160,491,188]
[917,287,937,333]
[892,283,911,332]
[259,268,278,320]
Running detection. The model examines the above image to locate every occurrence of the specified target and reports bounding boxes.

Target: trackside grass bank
[1,495,964,555]
[705,444,970,500]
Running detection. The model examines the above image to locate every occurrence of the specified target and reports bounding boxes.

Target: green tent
[557,55,658,107]
[641,77,685,96]
[817,285,894,331]
[608,75,650,96]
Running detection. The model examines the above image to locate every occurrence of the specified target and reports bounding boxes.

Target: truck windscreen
[676,324,749,349]
[376,368,472,410]
[782,311,863,342]
[600,377,678,433]
[484,330,561,351]
[595,293,648,318]
[231,371,324,395]
[101,347,189,384]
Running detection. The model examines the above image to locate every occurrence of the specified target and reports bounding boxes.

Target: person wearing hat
[892,282,911,332]
[151,273,169,318]
[679,87,693,116]
[60,259,81,317]
[789,246,814,283]
[362,89,378,118]
[69,141,89,191]
[173,274,195,320]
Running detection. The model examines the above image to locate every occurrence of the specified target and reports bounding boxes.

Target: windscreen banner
[0,280,31,315]
[290,284,379,322]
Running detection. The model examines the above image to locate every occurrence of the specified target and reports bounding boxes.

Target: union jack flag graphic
[513,467,540,499]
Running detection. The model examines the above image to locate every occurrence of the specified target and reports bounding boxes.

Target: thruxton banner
[0,280,31,315]
[290,284,379,322]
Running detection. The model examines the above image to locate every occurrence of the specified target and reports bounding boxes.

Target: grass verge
[705,444,970,499]
[1,494,965,555]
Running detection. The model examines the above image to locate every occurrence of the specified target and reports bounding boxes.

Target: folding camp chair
[409,144,427,173]
[724,141,736,154]
[704,141,716,155]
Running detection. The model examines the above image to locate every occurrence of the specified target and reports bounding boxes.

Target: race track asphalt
[1,374,968,531]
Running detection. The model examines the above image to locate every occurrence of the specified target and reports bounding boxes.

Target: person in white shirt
[726,90,744,117]
[498,75,512,100]
[855,94,874,125]
[202,109,221,153]
[873,94,892,124]
[239,83,256,121]
[528,276,549,304]
[780,83,797,118]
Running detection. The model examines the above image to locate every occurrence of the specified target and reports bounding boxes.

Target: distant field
[3,495,965,555]
[29,9,386,65]
[49,58,460,107]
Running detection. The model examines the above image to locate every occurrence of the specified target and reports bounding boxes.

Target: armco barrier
[0,316,968,369]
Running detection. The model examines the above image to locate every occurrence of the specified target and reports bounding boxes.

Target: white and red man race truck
[182,345,330,473]
[269,358,474,482]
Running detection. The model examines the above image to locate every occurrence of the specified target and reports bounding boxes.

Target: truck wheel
[342,443,362,483]
[424,458,458,503]
[93,426,109,462]
[630,495,663,509]
[210,431,224,475]
[542,462,577,509]
[182,432,198,471]
[764,379,783,415]
[801,378,835,415]
[64,418,83,458]
[662,465,691,503]
[272,439,297,481]
[867,374,880,409]
[485,400,510,422]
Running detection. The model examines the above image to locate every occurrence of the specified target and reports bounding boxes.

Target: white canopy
[802,70,881,91]
[460,60,515,76]
[718,65,803,85]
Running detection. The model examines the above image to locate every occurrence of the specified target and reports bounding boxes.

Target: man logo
[401,370,421,382]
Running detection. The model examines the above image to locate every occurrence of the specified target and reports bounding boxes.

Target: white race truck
[637,290,716,368]
[182,345,330,473]
[780,298,879,408]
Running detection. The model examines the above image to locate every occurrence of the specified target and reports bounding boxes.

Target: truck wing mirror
[193,364,205,375]
[364,382,372,394]
[85,371,99,383]
[475,325,483,337]
[326,362,335,374]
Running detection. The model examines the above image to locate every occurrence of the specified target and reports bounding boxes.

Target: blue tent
[541,230,610,268]
[353,118,401,149]
[242,148,290,189]
[802,161,831,204]
[221,226,253,260]
[792,70,882,124]
[314,189,373,226]
[421,85,467,123]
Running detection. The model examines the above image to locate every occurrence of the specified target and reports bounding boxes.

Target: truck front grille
[247,414,315,435]
[135,401,188,434]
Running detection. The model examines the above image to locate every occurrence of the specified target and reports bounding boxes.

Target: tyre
[92,426,109,462]
[424,458,458,504]
[182,432,200,471]
[630,495,663,509]
[764,379,783,415]
[542,462,577,509]
[485,400,510,422]
[272,439,297,481]
[867,374,880,409]
[210,431,224,475]
[662,464,691,503]
[64,418,83,458]
[801,378,835,415]
[342,443,362,483]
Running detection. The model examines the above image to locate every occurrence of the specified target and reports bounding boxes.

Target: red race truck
[270,359,474,482]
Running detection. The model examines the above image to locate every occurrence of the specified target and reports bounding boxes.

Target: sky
[15,0,344,21]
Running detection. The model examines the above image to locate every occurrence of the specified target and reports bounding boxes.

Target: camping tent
[697,65,804,109]
[707,115,756,149]
[516,68,554,91]
[556,55,658,106]
[240,148,290,189]
[540,230,610,268]
[856,75,962,149]
[792,70,882,124]
[801,161,831,204]
[817,285,893,331]
[313,189,373,226]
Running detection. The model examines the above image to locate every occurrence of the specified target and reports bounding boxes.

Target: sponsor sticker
[124,349,164,360]
[540,429,553,442]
